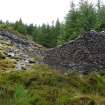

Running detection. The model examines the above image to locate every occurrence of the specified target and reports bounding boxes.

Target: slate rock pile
[0,30,44,71]
[44,32,105,73]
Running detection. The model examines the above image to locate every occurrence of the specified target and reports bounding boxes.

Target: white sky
[0,0,104,25]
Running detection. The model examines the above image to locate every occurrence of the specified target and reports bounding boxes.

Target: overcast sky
[0,0,104,25]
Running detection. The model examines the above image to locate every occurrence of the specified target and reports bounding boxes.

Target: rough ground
[0,30,45,71]
[1,31,105,105]
[1,30,105,74]
[44,31,105,74]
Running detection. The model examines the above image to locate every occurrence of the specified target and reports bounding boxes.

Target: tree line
[0,0,105,48]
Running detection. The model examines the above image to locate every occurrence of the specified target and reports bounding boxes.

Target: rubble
[0,30,45,71]
[44,32,105,73]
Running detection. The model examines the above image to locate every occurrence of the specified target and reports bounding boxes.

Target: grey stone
[0,30,45,71]
[44,31,105,73]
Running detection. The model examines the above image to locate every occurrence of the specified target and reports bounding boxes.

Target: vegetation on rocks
[1,0,105,105]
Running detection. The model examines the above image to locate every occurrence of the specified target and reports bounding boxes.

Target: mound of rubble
[44,31,105,73]
[0,30,44,71]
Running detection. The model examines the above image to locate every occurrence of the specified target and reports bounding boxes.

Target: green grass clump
[0,64,105,105]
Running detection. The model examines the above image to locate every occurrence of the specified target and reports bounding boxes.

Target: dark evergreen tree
[65,0,96,42]
[14,19,27,34]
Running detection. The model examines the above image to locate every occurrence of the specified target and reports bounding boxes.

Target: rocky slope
[0,30,45,71]
[1,31,105,105]
[44,31,105,74]
[2,30,105,74]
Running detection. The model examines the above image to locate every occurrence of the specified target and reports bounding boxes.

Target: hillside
[1,64,105,105]
[0,30,45,72]
[1,30,105,105]
[1,0,105,104]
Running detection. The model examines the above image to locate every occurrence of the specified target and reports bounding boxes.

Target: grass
[0,59,16,71]
[0,64,105,105]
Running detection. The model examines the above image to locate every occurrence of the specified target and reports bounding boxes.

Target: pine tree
[65,1,82,41]
[79,1,96,31]
[65,0,96,42]
[14,18,27,34]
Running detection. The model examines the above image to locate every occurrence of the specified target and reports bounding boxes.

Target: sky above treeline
[0,0,104,25]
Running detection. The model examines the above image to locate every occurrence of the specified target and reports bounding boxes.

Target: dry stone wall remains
[44,32,105,73]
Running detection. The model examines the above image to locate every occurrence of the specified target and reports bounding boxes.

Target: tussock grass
[0,64,105,105]
[0,59,16,71]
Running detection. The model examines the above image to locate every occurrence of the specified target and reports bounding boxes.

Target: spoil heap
[44,32,105,73]
[0,30,44,71]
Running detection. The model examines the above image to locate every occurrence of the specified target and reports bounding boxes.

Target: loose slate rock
[44,32,105,73]
[0,30,45,71]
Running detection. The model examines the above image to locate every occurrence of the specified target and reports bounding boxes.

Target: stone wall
[44,32,105,73]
